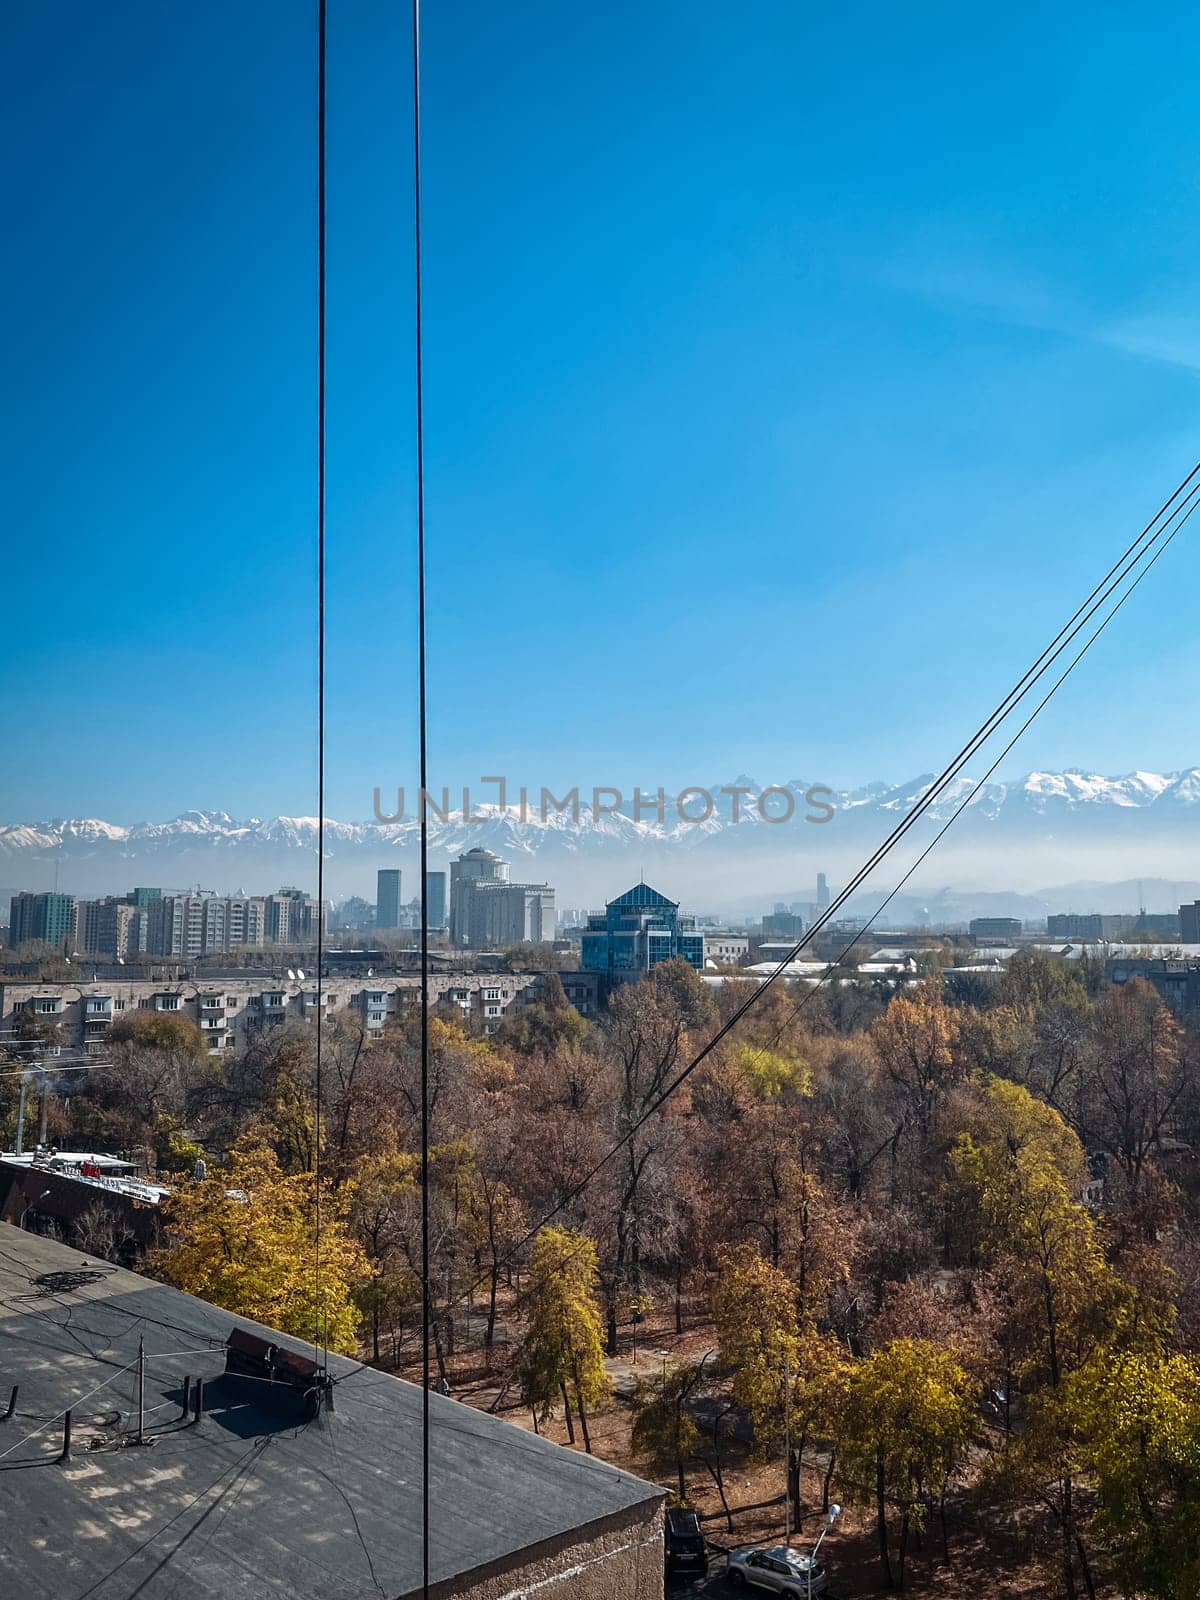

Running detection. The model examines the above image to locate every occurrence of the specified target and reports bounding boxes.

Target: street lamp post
[783,1345,791,1543]
[20,1189,52,1230]
[808,1503,841,1599]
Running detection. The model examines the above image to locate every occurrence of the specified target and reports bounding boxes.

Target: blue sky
[4,0,1199,824]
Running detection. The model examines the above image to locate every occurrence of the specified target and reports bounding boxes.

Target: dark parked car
[665,1506,709,1580]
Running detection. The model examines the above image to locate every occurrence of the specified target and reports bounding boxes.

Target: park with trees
[5,951,1200,1597]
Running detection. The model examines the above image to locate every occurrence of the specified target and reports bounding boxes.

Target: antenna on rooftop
[136,1337,145,1445]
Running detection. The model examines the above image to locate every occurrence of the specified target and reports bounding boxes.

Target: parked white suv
[726,1543,828,1596]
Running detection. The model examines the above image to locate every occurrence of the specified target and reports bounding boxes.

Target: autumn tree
[788,1324,854,1521]
[985,1389,1098,1600]
[461,1062,528,1349]
[869,1272,996,1385]
[520,1226,611,1452]
[378,1010,497,1143]
[318,1010,390,1176]
[726,1040,811,1102]
[109,1009,206,1057]
[348,1139,481,1373]
[957,1003,1034,1083]
[345,1146,425,1361]
[596,962,705,1352]
[837,1338,976,1589]
[213,1027,318,1172]
[1,1010,64,1061]
[154,1133,367,1352]
[1066,1347,1200,1600]
[630,1358,706,1501]
[712,1242,853,1526]
[712,1244,800,1452]
[810,1034,898,1201]
[719,1103,851,1319]
[998,949,1088,1014]
[951,1078,1169,1599]
[90,1008,211,1158]
[949,1077,1141,1388]
[508,1044,609,1263]
[869,981,963,1148]
[493,973,589,1056]
[1078,978,1187,1207]
[951,1075,1087,1204]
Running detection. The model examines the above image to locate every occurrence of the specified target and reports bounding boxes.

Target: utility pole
[38,1075,49,1148]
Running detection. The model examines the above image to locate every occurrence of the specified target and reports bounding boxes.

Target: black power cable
[314,0,327,1369]
[726,497,1200,1085]
[618,464,1200,1103]
[426,461,1198,1305]
[408,2,432,1595]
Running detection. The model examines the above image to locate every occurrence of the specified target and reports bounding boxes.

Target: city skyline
[2,765,1199,916]
[6,0,1200,827]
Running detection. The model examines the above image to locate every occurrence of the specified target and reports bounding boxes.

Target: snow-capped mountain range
[3,768,1199,911]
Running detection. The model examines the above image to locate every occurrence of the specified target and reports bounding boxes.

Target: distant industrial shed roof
[0,1228,661,1600]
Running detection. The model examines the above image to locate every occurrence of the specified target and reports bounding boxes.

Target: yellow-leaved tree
[154,1133,368,1353]
[1065,1347,1200,1600]
[520,1226,611,1452]
[726,1041,812,1101]
[630,1358,707,1501]
[949,1077,1158,1387]
[951,1076,1173,1600]
[837,1338,976,1590]
[712,1243,852,1524]
[711,1243,800,1452]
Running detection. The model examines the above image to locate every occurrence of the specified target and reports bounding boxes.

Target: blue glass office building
[580,883,704,976]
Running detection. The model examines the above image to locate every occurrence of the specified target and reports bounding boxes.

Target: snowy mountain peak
[2,768,1197,905]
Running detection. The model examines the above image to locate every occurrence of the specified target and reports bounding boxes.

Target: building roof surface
[0,1228,660,1600]
[0,1153,170,1205]
[608,884,678,911]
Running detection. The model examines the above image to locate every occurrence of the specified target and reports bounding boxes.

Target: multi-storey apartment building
[8,892,75,950]
[0,968,602,1056]
[457,880,557,947]
[141,890,322,956]
[146,895,248,957]
[263,888,323,944]
[77,898,141,958]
